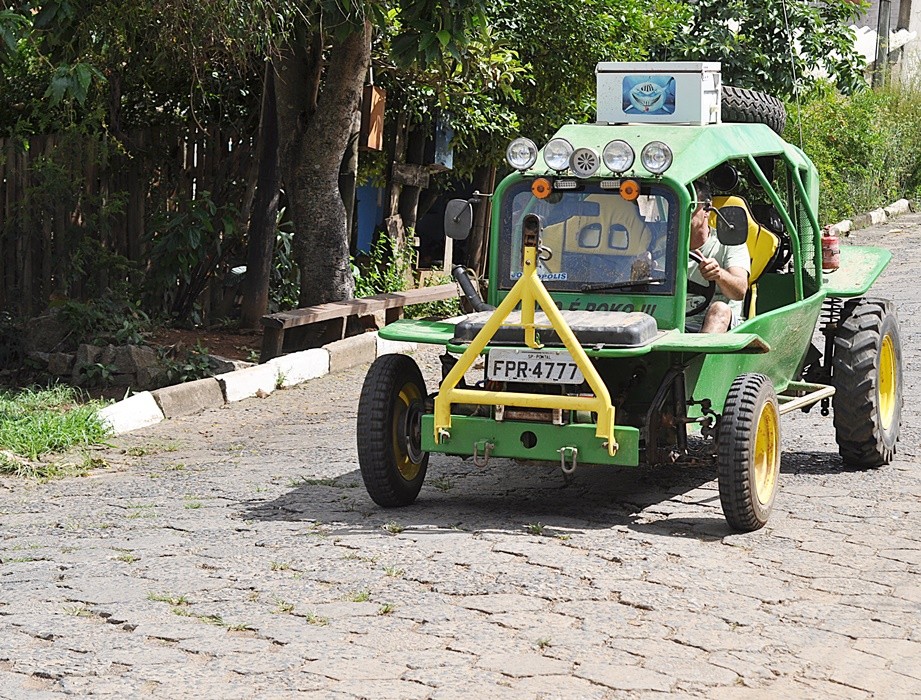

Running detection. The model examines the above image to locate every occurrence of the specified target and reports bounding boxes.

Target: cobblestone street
[1,215,920,698]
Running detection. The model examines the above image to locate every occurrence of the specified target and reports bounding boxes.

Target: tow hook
[558,446,578,475]
[472,440,494,468]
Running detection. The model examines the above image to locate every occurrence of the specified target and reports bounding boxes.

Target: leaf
[44,73,72,105]
[436,29,451,47]
[33,3,60,30]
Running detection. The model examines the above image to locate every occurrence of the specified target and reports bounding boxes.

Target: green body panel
[687,292,826,414]
[422,415,640,466]
[824,245,892,297]
[379,319,457,344]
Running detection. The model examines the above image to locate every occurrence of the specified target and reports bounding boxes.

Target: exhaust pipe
[452,265,494,312]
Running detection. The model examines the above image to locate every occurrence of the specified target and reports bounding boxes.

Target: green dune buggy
[357,63,902,531]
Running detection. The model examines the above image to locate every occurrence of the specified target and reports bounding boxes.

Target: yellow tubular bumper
[433,240,618,457]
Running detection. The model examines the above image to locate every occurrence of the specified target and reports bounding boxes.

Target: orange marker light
[620,179,640,201]
[531,178,552,199]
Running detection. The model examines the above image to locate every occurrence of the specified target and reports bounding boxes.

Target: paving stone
[302,658,409,682]
[574,661,674,692]
[455,593,547,614]
[475,652,570,678]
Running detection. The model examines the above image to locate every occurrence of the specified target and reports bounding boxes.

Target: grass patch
[0,385,110,478]
[383,521,405,535]
[304,611,329,626]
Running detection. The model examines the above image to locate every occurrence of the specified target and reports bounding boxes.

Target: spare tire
[721,86,787,136]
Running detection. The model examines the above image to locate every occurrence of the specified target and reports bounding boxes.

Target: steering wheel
[687,250,715,317]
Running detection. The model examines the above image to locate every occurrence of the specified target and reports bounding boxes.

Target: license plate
[487,349,584,384]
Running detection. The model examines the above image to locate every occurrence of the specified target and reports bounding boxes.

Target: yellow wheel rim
[393,382,423,480]
[753,401,780,506]
[878,334,896,432]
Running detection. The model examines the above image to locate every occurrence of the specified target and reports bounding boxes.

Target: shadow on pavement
[780,448,873,475]
[239,455,731,541]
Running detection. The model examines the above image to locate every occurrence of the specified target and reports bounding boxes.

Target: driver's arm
[696,257,748,300]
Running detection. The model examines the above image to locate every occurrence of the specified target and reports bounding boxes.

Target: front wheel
[357,354,429,507]
[832,298,902,467]
[717,373,781,532]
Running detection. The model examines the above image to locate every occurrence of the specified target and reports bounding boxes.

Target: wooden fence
[0,128,254,318]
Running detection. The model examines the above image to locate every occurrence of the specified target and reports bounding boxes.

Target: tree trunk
[240,62,281,330]
[340,110,361,252]
[276,20,371,308]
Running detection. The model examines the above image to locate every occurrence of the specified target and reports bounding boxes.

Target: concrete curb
[102,331,418,435]
[832,198,913,235]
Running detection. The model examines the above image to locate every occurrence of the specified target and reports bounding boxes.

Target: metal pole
[874,0,892,87]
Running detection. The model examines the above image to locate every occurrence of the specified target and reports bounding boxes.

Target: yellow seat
[708,195,779,285]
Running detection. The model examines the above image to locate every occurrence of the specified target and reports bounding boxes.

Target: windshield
[497,182,678,295]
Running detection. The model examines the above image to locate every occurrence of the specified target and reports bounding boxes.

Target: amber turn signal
[531,178,553,199]
[620,179,640,201]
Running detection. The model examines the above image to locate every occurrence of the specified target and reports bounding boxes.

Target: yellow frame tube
[434,243,618,456]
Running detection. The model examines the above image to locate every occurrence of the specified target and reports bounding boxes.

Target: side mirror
[714,205,749,246]
[444,199,473,240]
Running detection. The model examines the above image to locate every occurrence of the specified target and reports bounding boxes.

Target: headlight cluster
[505,136,673,177]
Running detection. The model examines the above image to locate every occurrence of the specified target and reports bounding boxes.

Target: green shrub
[406,274,462,320]
[353,234,414,298]
[788,82,921,222]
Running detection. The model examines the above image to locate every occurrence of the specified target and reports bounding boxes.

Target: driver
[686,180,749,333]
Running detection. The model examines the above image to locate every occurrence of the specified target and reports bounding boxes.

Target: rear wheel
[832,298,902,467]
[357,354,429,507]
[717,373,781,532]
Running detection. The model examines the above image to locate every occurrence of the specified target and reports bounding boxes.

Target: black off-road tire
[832,298,902,467]
[357,354,429,507]
[717,373,781,532]
[721,86,787,136]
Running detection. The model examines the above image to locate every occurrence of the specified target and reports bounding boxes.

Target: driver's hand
[696,255,722,282]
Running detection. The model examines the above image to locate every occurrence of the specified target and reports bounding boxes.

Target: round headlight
[543,138,574,171]
[602,140,635,173]
[640,141,673,175]
[506,138,538,171]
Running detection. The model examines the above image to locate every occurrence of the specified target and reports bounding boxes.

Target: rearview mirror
[444,199,473,240]
[714,205,749,246]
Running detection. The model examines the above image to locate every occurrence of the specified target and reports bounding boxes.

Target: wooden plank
[262,284,458,330]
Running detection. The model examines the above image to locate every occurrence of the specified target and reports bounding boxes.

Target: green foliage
[57,295,150,348]
[160,342,215,385]
[789,82,921,222]
[269,207,299,312]
[353,235,414,297]
[0,384,110,477]
[494,0,690,142]
[406,274,461,319]
[661,0,867,99]
[145,192,243,323]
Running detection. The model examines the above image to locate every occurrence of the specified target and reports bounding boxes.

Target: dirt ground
[146,327,263,363]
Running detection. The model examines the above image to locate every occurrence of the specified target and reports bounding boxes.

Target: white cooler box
[596,62,722,125]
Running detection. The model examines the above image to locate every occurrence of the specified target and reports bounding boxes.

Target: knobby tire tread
[721,86,787,136]
[832,298,902,467]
